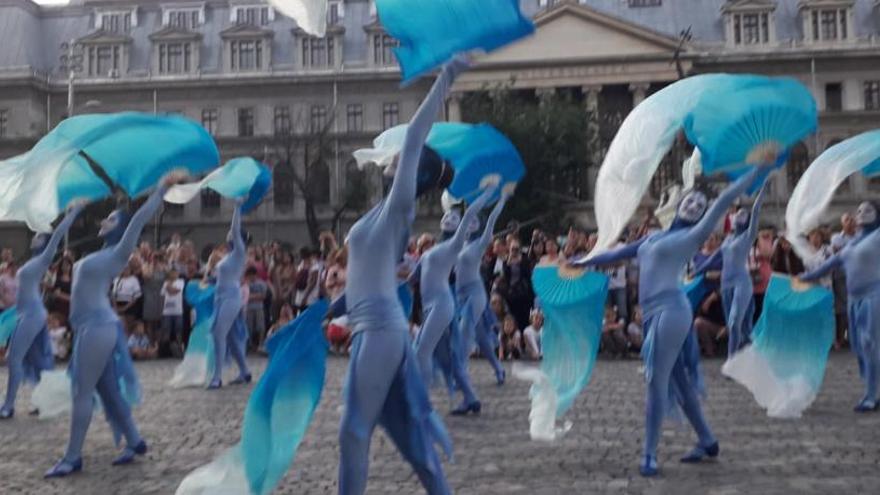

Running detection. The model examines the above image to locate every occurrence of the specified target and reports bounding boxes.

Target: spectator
[161,268,186,357]
[802,228,833,288]
[605,238,629,326]
[325,247,348,300]
[499,240,534,329]
[602,305,628,358]
[626,305,644,352]
[527,231,546,267]
[0,261,18,313]
[47,312,70,361]
[270,249,296,316]
[770,235,804,275]
[50,256,74,320]
[695,290,727,357]
[128,321,157,360]
[141,251,168,339]
[293,247,314,311]
[540,237,561,265]
[264,303,296,353]
[498,314,522,361]
[112,264,142,326]
[750,227,775,318]
[327,314,352,355]
[522,309,543,360]
[245,266,268,350]
[831,213,856,349]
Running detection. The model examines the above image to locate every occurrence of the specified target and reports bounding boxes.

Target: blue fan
[682,275,708,312]
[684,76,817,177]
[723,274,834,417]
[862,156,880,178]
[530,266,608,416]
[0,112,219,232]
[0,307,15,347]
[427,123,525,204]
[376,0,534,83]
[165,157,272,214]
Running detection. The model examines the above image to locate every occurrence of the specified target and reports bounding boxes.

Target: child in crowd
[161,268,185,357]
[522,309,543,360]
[626,305,644,352]
[128,321,157,360]
[498,314,522,361]
[47,312,70,361]
[602,305,628,358]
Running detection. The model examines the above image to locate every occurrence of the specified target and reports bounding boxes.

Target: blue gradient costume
[696,184,767,358]
[579,167,765,476]
[455,194,508,387]
[338,59,465,495]
[208,203,251,389]
[415,189,492,395]
[46,185,170,477]
[168,280,216,388]
[0,205,83,418]
[800,202,880,412]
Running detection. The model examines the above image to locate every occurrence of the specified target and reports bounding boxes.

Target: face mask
[99,210,130,247]
[440,210,461,233]
[30,233,49,255]
[734,208,749,231]
[856,202,878,228]
[675,191,708,225]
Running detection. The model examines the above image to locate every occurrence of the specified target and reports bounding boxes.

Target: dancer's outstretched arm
[113,172,187,262]
[572,238,646,268]
[683,167,763,247]
[450,187,495,251]
[387,56,469,213]
[31,202,84,270]
[799,254,842,283]
[476,190,510,250]
[746,181,769,242]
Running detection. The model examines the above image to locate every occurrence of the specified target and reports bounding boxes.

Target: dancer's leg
[338,331,405,495]
[671,361,716,446]
[1,317,42,414]
[414,300,454,387]
[227,315,250,379]
[95,358,143,449]
[209,299,241,385]
[475,316,504,381]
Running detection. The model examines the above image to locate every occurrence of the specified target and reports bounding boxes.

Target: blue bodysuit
[208,203,250,388]
[696,185,767,358]
[0,206,82,418]
[801,223,880,410]
[581,167,764,476]
[338,59,465,495]
[415,189,492,403]
[455,194,508,387]
[47,186,169,476]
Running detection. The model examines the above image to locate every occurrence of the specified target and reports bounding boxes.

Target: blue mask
[30,233,50,256]
[100,209,131,248]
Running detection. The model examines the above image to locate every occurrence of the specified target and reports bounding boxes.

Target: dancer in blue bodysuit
[695,183,767,358]
[799,200,880,412]
[45,172,186,477]
[338,57,467,495]
[414,187,493,408]
[207,199,251,389]
[0,203,84,419]
[578,165,769,476]
[454,191,509,390]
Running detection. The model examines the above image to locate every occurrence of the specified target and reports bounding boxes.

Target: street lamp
[59,40,84,117]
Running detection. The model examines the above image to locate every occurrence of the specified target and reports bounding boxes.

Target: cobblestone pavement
[1,351,879,494]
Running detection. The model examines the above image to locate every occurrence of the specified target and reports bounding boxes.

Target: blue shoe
[853,399,879,413]
[207,379,222,390]
[229,373,252,385]
[112,440,147,466]
[639,455,658,477]
[681,441,720,463]
[44,458,82,478]
[496,369,506,386]
[0,407,13,419]
[450,401,481,416]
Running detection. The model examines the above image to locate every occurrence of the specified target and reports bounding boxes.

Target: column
[582,84,603,196]
[628,82,650,107]
[535,87,556,106]
[447,92,463,122]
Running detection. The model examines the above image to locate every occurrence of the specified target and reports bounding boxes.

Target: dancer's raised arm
[476,190,509,250]
[450,187,495,250]
[32,202,84,269]
[747,181,769,242]
[684,167,763,246]
[572,237,647,268]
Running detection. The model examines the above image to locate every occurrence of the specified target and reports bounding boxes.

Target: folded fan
[0,112,219,232]
[268,0,328,37]
[722,274,834,418]
[786,130,880,260]
[165,157,272,214]
[684,76,817,176]
[514,265,608,441]
[176,299,330,495]
[353,123,525,204]
[376,0,534,83]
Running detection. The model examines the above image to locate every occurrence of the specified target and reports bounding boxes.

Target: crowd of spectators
[0,203,862,369]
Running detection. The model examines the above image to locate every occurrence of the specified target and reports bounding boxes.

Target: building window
[0,109,7,138]
[87,45,122,76]
[310,105,327,133]
[274,106,291,135]
[165,9,202,29]
[99,12,133,33]
[628,0,661,6]
[733,12,770,45]
[158,42,192,74]
[328,0,343,25]
[382,102,399,130]
[302,37,335,68]
[311,162,331,205]
[825,83,843,112]
[164,202,185,217]
[810,8,849,41]
[274,165,295,211]
[230,39,263,71]
[347,104,363,133]
[865,81,880,110]
[373,34,397,66]
[238,108,254,137]
[786,142,810,189]
[201,108,218,135]
[234,6,271,26]
[200,189,221,212]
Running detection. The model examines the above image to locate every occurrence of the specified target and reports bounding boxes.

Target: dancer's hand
[161,169,190,188]
[790,276,812,292]
[501,182,516,199]
[748,143,781,169]
[235,196,246,207]
[444,54,471,78]
[66,198,89,213]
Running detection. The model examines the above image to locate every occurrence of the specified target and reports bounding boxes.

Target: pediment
[220,24,275,39]
[149,26,203,41]
[77,29,133,44]
[722,0,777,12]
[474,2,683,67]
